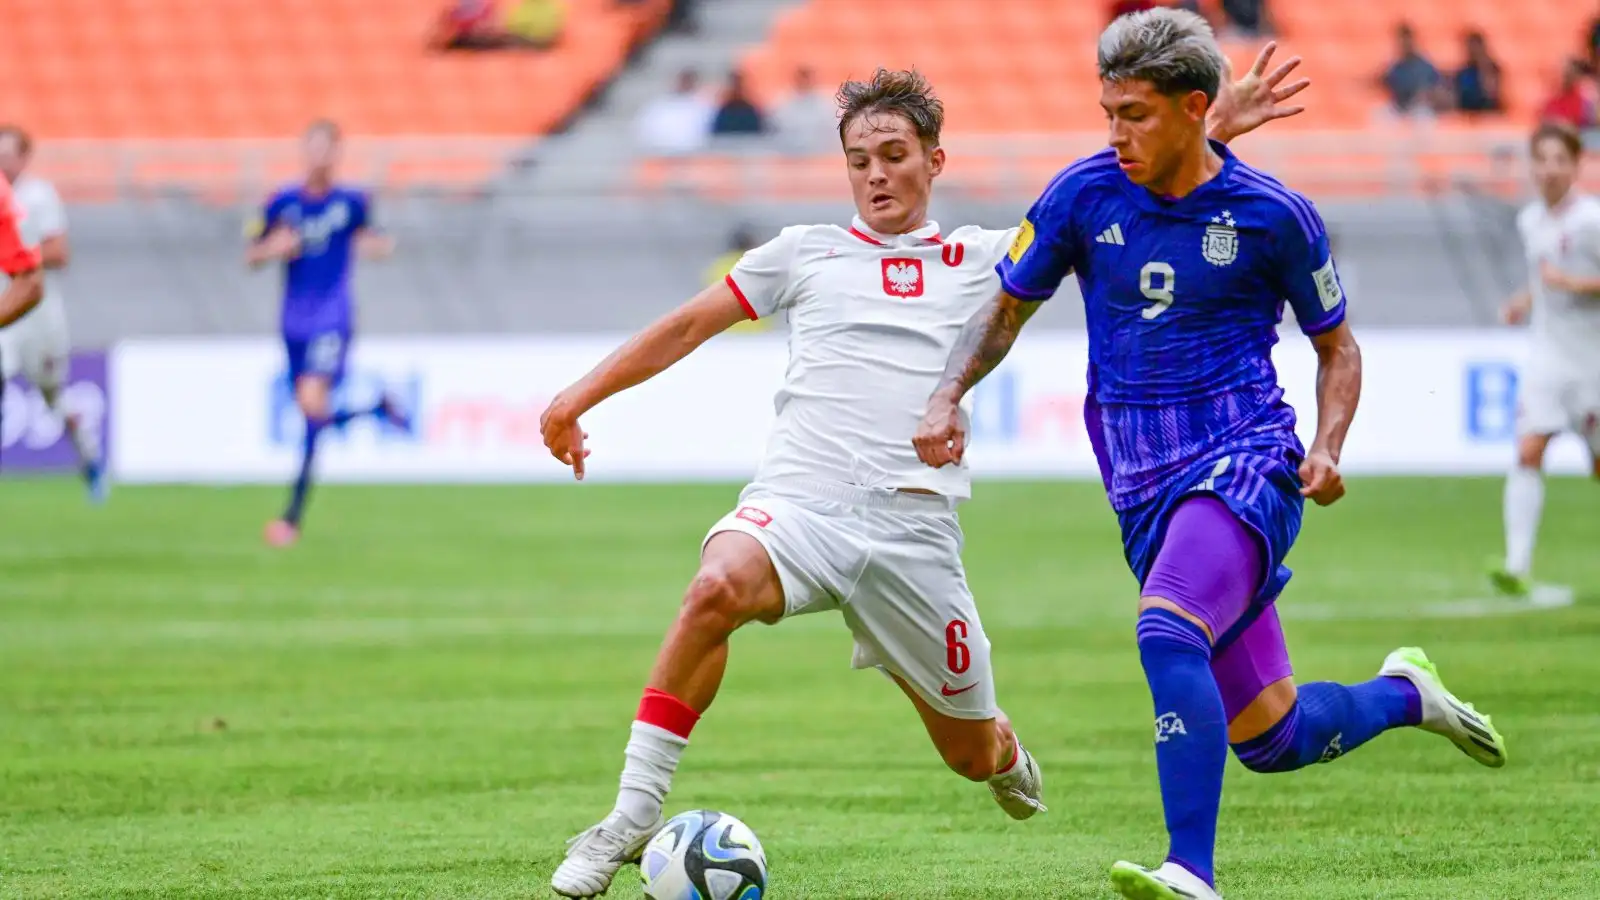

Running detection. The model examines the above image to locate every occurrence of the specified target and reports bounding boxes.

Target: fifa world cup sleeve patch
[1008,218,1035,264]
[1313,258,1343,311]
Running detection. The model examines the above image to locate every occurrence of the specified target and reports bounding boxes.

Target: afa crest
[1202,209,1238,267]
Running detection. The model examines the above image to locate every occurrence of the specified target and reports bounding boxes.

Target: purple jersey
[999,144,1347,511]
[255,184,370,339]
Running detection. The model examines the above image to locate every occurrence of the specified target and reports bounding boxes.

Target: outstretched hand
[1210,42,1311,142]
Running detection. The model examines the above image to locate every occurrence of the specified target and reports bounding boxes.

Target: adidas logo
[1095,223,1126,246]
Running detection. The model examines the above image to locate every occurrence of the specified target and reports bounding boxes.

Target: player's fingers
[1273,78,1311,103]
[1250,41,1277,78]
[1299,468,1324,496]
[950,431,966,465]
[1272,105,1307,121]
[1264,54,1301,87]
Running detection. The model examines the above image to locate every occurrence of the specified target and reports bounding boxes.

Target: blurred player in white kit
[0,125,107,501]
[538,57,1305,898]
[1492,123,1600,596]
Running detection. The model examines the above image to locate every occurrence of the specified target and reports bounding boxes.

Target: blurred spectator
[1539,59,1599,131]
[1589,8,1600,70]
[431,0,560,50]
[1382,24,1447,117]
[1108,0,1157,21]
[504,0,566,48]
[431,0,501,50]
[704,227,770,333]
[711,72,767,137]
[635,68,714,156]
[1219,0,1271,36]
[1452,31,1503,114]
[771,67,837,153]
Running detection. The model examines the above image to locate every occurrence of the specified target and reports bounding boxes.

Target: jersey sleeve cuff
[724,274,759,320]
[997,269,1056,302]
[1299,308,1346,337]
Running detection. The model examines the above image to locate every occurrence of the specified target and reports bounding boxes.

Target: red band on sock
[637,688,700,739]
[994,737,1020,775]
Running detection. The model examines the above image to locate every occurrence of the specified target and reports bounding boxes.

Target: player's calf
[892,676,1046,818]
[554,534,785,898]
[1214,610,1423,773]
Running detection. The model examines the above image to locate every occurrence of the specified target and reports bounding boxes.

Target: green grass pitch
[2,477,1597,899]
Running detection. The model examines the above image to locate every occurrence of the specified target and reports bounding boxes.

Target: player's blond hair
[1098,8,1225,104]
[836,68,944,149]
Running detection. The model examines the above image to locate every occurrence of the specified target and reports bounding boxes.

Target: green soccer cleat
[1380,647,1507,768]
[1486,560,1531,598]
[1110,861,1221,900]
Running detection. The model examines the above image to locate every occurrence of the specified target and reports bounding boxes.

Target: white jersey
[1517,193,1600,380]
[726,217,1016,501]
[3,175,67,316]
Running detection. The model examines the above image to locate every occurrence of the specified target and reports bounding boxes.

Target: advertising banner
[109,332,1593,483]
[2,351,109,474]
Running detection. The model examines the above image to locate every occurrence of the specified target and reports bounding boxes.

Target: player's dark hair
[1530,122,1582,162]
[1098,8,1225,103]
[0,124,33,156]
[305,119,342,142]
[836,68,944,149]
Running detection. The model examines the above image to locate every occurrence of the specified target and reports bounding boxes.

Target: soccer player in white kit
[1491,123,1600,597]
[539,57,1308,898]
[0,126,107,500]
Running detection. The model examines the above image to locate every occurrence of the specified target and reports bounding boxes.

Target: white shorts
[0,299,70,393]
[702,480,997,720]
[1518,366,1600,454]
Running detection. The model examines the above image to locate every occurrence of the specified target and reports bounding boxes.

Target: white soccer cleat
[551,810,663,898]
[1379,646,1507,768]
[1110,860,1221,900]
[988,745,1047,820]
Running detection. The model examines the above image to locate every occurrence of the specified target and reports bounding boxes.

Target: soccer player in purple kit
[916,10,1508,900]
[247,120,410,547]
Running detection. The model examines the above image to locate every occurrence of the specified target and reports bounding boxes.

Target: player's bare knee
[1137,595,1214,642]
[1227,677,1298,748]
[295,378,331,420]
[679,567,759,637]
[1515,434,1552,470]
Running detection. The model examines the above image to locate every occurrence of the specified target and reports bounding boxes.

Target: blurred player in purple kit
[917,10,1507,899]
[247,120,410,546]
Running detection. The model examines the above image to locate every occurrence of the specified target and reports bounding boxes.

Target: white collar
[848,215,943,247]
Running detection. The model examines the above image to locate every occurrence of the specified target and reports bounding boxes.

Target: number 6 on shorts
[945,619,971,675]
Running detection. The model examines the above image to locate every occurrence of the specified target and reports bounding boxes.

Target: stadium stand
[10,0,1596,343]
[740,0,1595,130]
[1,0,670,140]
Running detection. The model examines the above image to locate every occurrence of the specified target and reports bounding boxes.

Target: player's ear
[1182,90,1210,124]
[928,145,945,179]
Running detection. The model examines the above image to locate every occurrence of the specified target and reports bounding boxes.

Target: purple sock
[1135,497,1265,888]
[1136,609,1226,889]
[283,416,326,526]
[1232,679,1422,772]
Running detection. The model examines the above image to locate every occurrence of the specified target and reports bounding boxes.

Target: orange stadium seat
[744,0,1592,134]
[648,0,1593,202]
[0,0,669,140]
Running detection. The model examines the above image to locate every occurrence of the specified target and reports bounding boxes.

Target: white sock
[1503,466,1544,576]
[988,736,1025,785]
[614,721,687,828]
[65,415,101,467]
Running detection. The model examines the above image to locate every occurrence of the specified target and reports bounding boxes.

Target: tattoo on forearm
[939,296,1026,398]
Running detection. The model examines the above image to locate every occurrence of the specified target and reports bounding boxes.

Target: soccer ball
[639,809,767,900]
